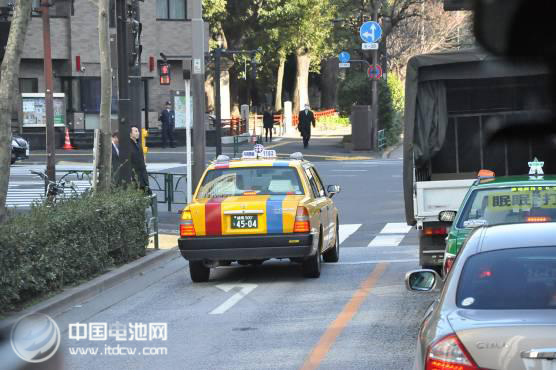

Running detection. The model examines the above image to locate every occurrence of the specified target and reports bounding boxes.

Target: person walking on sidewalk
[263,107,274,142]
[298,104,315,148]
[111,131,120,182]
[130,126,151,193]
[159,101,176,148]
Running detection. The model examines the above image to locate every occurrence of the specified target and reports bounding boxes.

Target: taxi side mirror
[327,185,340,198]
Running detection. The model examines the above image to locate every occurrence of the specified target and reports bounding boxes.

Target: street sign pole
[41,0,55,183]
[184,79,192,203]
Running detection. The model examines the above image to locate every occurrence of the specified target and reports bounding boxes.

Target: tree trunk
[274,56,285,112]
[205,73,215,113]
[96,0,112,192]
[0,0,33,223]
[293,48,311,114]
[320,58,338,109]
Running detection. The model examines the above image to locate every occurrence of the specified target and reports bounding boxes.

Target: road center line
[300,262,388,370]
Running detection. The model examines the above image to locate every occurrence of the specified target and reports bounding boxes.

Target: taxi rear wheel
[189,261,210,282]
[302,230,322,278]
[323,221,340,263]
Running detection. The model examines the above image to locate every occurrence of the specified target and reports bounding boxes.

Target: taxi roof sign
[241,145,277,159]
[529,157,544,176]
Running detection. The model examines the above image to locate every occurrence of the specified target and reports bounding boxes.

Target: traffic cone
[63,127,74,150]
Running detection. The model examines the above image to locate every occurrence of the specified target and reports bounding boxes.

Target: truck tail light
[426,334,479,370]
[423,226,447,236]
[293,206,310,233]
[180,210,196,237]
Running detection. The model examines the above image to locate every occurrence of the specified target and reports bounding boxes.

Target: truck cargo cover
[403,48,548,225]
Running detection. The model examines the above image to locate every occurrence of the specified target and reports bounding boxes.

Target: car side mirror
[439,210,457,223]
[405,270,440,292]
[327,185,340,198]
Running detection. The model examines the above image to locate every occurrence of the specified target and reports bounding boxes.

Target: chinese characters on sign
[488,187,556,211]
[69,322,168,342]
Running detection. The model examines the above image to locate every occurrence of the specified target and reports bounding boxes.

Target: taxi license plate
[231,215,258,229]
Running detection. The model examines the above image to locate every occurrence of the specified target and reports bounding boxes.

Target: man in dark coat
[130,126,150,193]
[111,131,120,182]
[159,101,176,148]
[298,104,316,148]
[263,107,274,142]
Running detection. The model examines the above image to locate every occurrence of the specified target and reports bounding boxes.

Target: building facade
[0,0,207,147]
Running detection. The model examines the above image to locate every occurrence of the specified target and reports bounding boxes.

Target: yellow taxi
[179,146,341,282]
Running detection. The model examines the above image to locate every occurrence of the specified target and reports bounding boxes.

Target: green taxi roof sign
[528,157,545,176]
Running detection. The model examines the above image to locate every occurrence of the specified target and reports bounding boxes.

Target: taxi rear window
[197,167,304,198]
[456,247,556,309]
[457,186,556,227]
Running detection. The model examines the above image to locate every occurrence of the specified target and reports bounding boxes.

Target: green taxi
[441,159,556,275]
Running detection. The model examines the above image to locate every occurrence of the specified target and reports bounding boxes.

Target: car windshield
[457,247,556,310]
[197,167,304,198]
[457,186,556,228]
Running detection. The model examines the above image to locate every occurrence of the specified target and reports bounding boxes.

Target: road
[33,140,435,370]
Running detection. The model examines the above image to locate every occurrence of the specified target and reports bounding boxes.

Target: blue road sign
[338,51,350,63]
[360,21,382,43]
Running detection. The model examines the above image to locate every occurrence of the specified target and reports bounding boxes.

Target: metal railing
[378,129,386,150]
[233,134,262,157]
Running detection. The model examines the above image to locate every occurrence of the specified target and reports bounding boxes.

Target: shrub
[338,70,404,146]
[0,189,150,312]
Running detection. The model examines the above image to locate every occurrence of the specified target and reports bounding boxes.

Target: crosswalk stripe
[379,223,412,234]
[339,224,361,245]
[368,235,406,247]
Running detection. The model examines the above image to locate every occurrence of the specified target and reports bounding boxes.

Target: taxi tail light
[443,256,455,276]
[426,334,479,370]
[293,206,310,233]
[180,211,196,237]
[423,226,448,236]
[526,216,551,223]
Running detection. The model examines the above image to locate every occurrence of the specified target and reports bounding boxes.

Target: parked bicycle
[30,170,80,202]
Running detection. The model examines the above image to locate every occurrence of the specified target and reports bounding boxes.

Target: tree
[0,0,33,223]
[95,0,113,192]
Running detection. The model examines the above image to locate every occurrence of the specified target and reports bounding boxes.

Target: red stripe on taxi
[205,198,224,235]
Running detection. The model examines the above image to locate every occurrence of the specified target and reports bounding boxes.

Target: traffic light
[159,63,171,85]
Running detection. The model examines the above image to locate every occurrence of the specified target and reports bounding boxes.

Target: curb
[382,143,402,159]
[0,247,179,331]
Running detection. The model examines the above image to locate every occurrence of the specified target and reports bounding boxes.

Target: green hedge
[0,189,150,312]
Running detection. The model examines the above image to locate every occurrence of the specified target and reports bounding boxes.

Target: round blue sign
[360,21,382,43]
[338,51,350,63]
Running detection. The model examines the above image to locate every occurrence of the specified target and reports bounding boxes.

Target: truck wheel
[189,261,210,282]
[323,222,340,263]
[302,231,322,278]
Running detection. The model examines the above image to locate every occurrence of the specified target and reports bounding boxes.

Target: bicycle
[30,170,80,202]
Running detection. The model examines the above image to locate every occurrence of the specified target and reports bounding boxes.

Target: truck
[403,48,551,271]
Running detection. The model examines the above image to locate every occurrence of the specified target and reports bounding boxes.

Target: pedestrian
[298,104,316,148]
[111,131,120,182]
[159,101,176,148]
[263,106,274,142]
[130,126,151,194]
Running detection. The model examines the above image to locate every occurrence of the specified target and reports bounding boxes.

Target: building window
[80,78,118,114]
[156,0,186,20]
[19,78,38,93]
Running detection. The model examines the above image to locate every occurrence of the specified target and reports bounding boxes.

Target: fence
[378,129,386,150]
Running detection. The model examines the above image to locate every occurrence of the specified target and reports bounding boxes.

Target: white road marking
[331,169,368,172]
[333,259,418,265]
[380,223,412,234]
[368,234,406,247]
[210,284,258,315]
[339,224,362,245]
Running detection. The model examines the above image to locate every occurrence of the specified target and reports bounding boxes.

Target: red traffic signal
[159,63,171,85]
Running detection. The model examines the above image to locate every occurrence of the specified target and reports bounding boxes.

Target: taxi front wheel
[189,261,210,282]
[323,222,340,263]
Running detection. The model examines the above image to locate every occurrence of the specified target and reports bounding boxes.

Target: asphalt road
[42,143,435,370]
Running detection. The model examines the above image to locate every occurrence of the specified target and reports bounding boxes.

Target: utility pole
[191,0,206,188]
[370,4,379,150]
[116,0,132,184]
[129,1,142,135]
[41,0,55,182]
[214,46,222,156]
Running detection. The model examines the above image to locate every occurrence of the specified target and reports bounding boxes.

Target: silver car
[406,222,556,370]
